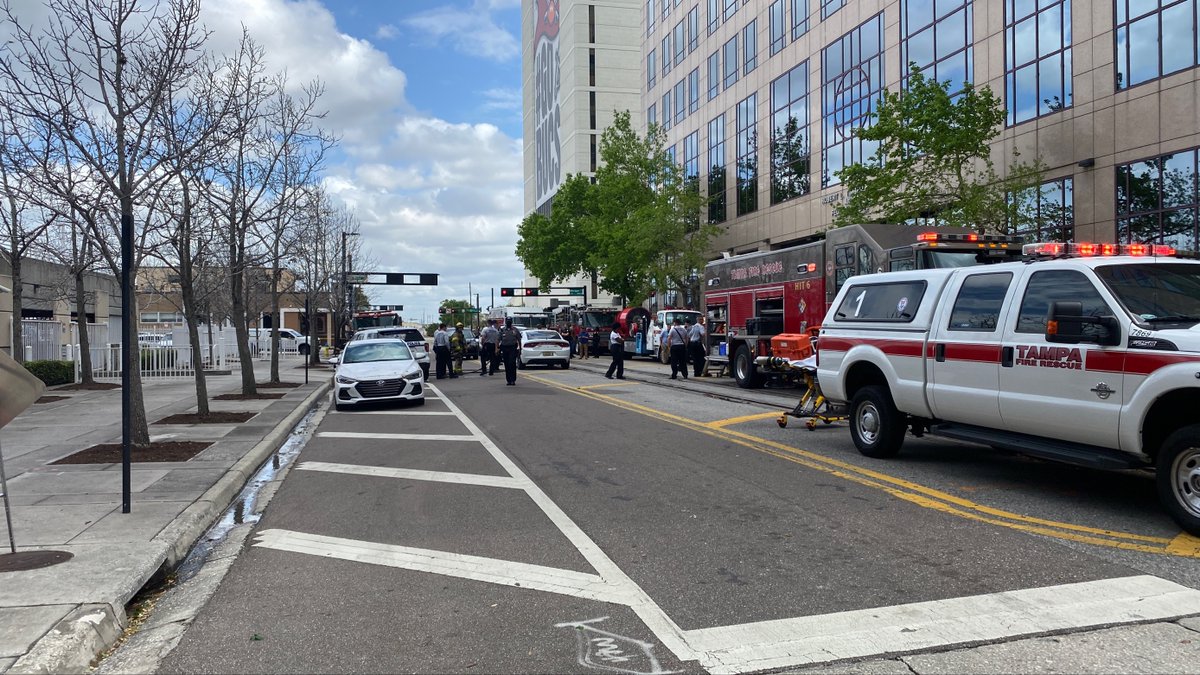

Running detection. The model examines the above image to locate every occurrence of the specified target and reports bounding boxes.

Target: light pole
[341,231,358,342]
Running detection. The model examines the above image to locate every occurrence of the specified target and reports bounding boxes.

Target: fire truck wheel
[1156,424,1200,536]
[733,345,763,389]
[849,385,905,458]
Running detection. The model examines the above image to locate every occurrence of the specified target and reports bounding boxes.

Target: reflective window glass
[791,0,809,38]
[902,0,972,93]
[736,94,758,215]
[707,51,721,99]
[1016,271,1110,334]
[648,49,657,89]
[662,90,672,130]
[770,0,786,55]
[1008,177,1074,242]
[948,273,1013,332]
[674,20,686,65]
[822,14,884,187]
[1115,148,1200,252]
[724,36,739,88]
[743,20,758,74]
[1116,0,1200,89]
[688,68,700,112]
[822,0,846,20]
[708,115,728,223]
[662,35,672,75]
[688,7,699,52]
[770,61,811,204]
[1005,0,1071,125]
[724,0,737,21]
[675,80,686,123]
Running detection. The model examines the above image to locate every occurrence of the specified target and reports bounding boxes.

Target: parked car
[350,327,430,379]
[248,328,310,355]
[329,339,424,411]
[518,329,570,369]
[138,333,173,348]
[459,328,480,359]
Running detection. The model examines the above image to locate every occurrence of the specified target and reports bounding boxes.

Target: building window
[769,0,787,55]
[822,14,884,187]
[648,0,656,35]
[662,35,672,75]
[591,134,598,172]
[723,35,739,89]
[771,61,811,204]
[688,6,699,52]
[903,0,973,93]
[1117,148,1199,252]
[663,0,671,19]
[792,0,809,39]
[707,50,721,99]
[724,0,738,22]
[589,5,596,42]
[589,48,596,86]
[589,90,596,128]
[1009,177,1074,242]
[743,20,758,74]
[684,131,700,181]
[822,0,846,19]
[674,20,686,65]
[1116,0,1200,89]
[1006,0,1071,125]
[736,93,758,215]
[662,90,673,130]
[688,68,700,112]
[648,103,658,129]
[648,49,657,89]
[708,0,721,34]
[708,114,728,223]
[674,79,687,123]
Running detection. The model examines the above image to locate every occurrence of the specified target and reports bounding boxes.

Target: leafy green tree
[434,299,476,330]
[834,65,1045,234]
[515,111,719,306]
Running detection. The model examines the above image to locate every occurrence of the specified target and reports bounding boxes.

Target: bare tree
[0,0,208,445]
[292,188,354,364]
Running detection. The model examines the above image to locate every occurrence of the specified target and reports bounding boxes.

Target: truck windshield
[581,311,617,328]
[919,251,990,268]
[660,311,699,325]
[1096,263,1200,325]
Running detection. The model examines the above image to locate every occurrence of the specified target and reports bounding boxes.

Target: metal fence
[66,325,304,380]
[20,320,63,361]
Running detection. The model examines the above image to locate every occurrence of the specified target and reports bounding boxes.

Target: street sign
[346,273,368,284]
[500,286,584,298]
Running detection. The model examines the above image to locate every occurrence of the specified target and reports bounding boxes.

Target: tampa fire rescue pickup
[816,240,1200,535]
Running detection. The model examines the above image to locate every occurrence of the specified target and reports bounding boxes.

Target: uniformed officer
[666,317,689,380]
[479,320,499,375]
[687,317,707,377]
[432,323,453,379]
[498,319,522,385]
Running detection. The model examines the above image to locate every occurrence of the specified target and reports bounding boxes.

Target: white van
[248,328,310,354]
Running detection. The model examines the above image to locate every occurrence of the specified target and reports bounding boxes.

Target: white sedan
[518,329,571,369]
[330,339,425,411]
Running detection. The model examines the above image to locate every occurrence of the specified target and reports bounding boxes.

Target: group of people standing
[432,319,523,385]
[603,316,707,381]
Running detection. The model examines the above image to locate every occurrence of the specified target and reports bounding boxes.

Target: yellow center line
[524,373,1193,558]
[706,411,786,428]
[577,382,638,390]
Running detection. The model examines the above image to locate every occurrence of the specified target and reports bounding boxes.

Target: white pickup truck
[817,242,1200,535]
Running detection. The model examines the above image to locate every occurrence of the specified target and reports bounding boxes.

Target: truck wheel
[849,385,906,458]
[1156,424,1200,536]
[733,345,763,389]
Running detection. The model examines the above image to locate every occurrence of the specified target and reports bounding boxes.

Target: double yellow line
[527,373,1200,559]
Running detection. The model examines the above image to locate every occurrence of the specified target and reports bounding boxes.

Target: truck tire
[1156,424,1200,536]
[733,345,763,389]
[849,385,906,458]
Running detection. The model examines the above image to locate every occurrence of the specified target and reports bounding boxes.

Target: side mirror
[1047,301,1121,346]
[328,356,339,365]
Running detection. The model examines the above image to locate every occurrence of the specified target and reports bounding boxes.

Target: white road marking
[317,431,477,441]
[297,461,523,489]
[342,410,455,416]
[252,529,631,604]
[685,574,1200,674]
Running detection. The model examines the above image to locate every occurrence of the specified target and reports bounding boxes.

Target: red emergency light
[1023,242,1177,257]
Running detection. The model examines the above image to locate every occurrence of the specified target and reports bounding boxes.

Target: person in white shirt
[687,317,707,377]
[605,322,625,379]
[432,323,453,379]
[666,317,689,380]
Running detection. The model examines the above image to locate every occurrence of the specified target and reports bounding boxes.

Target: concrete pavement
[0,358,328,674]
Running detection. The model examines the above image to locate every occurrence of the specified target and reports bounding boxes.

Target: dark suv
[350,327,430,379]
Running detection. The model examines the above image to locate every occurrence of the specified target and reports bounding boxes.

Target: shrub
[24,360,74,386]
[140,348,177,370]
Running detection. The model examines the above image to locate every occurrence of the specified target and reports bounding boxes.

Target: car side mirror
[328,356,339,365]
[1046,301,1121,347]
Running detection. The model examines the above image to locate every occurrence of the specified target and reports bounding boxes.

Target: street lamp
[341,231,359,341]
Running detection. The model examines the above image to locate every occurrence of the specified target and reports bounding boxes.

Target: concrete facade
[643,0,1200,255]
[521,0,644,310]
[0,252,120,357]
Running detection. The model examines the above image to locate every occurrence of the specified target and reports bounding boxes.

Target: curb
[7,382,329,674]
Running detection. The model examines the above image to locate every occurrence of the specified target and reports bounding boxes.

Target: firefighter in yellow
[449,323,467,376]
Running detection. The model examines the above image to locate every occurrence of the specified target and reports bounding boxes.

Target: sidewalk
[0,360,328,674]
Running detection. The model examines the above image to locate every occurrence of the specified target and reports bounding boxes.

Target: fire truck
[704,223,1025,388]
[351,309,403,331]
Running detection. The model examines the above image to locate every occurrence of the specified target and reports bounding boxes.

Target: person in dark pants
[432,323,453,379]
[605,322,625,379]
[687,317,708,377]
[478,319,498,376]
[666,317,689,380]
[498,319,522,385]
[591,328,602,357]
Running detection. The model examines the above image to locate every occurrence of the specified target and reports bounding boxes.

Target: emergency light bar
[1023,242,1177,257]
[915,232,1024,249]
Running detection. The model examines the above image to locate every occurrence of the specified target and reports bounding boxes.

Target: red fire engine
[704,223,1025,388]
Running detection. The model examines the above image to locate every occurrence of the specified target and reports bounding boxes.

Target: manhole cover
[0,550,74,572]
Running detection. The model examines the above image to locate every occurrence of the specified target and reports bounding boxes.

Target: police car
[817,241,1200,535]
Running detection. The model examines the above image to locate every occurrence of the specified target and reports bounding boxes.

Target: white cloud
[403,4,520,62]
[375,23,400,41]
[481,87,521,112]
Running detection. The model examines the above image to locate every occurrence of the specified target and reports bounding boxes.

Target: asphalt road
[153,360,1200,674]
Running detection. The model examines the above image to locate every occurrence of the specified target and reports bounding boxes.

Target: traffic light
[500,288,515,297]
[523,288,539,296]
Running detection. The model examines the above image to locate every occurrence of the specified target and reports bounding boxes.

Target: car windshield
[341,342,414,363]
[460,329,476,340]
[1095,263,1200,324]
[661,311,698,325]
[524,330,561,340]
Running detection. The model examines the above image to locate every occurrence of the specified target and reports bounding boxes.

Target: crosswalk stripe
[252,528,630,604]
[296,461,522,489]
[317,431,477,441]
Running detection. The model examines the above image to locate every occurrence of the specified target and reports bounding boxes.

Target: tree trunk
[182,280,209,416]
[10,250,22,363]
[74,267,94,385]
[269,256,280,383]
[230,239,256,395]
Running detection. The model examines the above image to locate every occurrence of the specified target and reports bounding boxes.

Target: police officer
[479,319,499,376]
[498,318,522,385]
[433,323,453,379]
[605,322,625,379]
[687,317,708,377]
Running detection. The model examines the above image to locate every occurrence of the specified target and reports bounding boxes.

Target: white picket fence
[20,320,63,361]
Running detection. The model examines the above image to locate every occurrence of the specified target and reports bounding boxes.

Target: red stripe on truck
[818,337,924,357]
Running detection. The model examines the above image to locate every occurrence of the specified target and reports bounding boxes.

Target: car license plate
[542,351,555,356]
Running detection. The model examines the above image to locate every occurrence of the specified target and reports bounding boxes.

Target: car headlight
[403,370,422,382]
[336,375,358,384]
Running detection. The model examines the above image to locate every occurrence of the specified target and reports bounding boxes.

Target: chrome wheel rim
[1171,446,1200,518]
[856,402,881,445]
